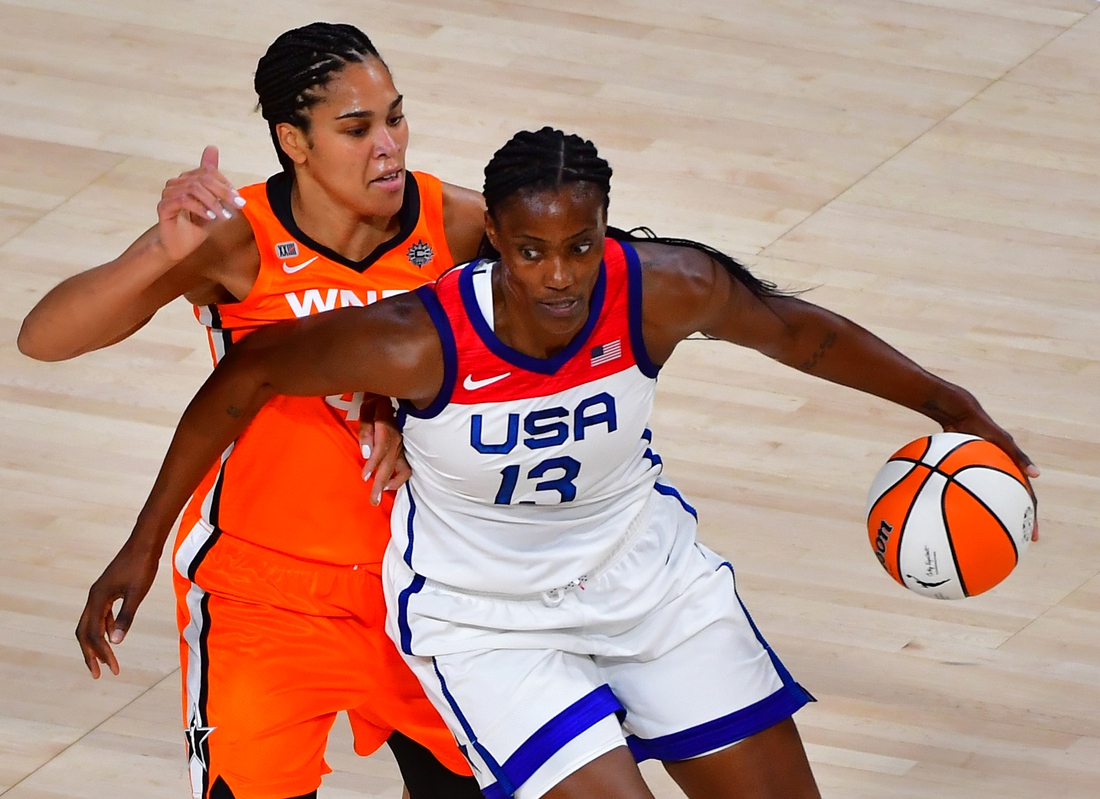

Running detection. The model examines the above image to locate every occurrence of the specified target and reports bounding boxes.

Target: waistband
[420,490,656,608]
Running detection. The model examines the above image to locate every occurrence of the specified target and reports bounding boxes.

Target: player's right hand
[157,145,245,262]
[75,539,160,678]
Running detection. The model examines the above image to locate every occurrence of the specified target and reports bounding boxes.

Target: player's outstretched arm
[75,294,443,676]
[19,146,250,361]
[639,243,1037,482]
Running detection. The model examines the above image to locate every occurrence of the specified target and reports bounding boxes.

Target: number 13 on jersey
[471,392,617,506]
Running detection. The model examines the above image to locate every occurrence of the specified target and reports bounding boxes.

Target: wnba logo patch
[407,240,434,267]
[276,241,299,259]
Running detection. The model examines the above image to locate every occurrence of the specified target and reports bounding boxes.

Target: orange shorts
[172,521,470,799]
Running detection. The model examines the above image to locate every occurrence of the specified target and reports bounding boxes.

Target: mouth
[370,169,404,190]
[539,297,581,318]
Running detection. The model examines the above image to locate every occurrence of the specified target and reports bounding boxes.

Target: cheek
[392,125,410,155]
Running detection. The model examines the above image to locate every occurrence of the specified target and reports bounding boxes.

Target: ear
[484,210,501,252]
[275,122,310,167]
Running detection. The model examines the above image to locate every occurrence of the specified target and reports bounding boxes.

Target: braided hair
[483,127,612,219]
[254,22,384,172]
[482,127,783,299]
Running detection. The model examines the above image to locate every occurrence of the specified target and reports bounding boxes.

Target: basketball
[866,433,1034,599]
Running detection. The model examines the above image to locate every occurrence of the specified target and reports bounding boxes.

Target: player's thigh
[186,593,373,799]
[543,746,653,799]
[346,622,473,778]
[407,646,627,799]
[663,718,820,799]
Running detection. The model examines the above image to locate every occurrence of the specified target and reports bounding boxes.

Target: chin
[539,305,588,335]
[357,187,405,218]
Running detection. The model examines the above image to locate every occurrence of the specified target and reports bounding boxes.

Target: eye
[345,126,367,138]
[519,246,540,261]
[573,241,592,255]
[388,113,405,127]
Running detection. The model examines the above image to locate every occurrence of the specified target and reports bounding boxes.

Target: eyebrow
[517,227,597,244]
[335,94,403,120]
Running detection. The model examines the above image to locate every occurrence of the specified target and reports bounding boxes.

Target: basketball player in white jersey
[115,128,1037,799]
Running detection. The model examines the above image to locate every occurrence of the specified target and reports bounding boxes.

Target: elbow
[16,320,69,362]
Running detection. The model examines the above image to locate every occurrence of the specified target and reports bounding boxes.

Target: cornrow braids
[483,127,612,220]
[254,22,384,172]
[481,127,785,301]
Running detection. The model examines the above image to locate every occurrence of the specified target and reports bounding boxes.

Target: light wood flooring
[1,1,1099,797]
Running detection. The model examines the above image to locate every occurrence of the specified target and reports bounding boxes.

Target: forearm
[18,229,176,360]
[765,297,978,424]
[129,348,275,552]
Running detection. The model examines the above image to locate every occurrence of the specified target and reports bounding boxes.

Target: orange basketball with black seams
[866,433,1034,599]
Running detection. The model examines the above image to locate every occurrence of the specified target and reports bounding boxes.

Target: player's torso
[189,171,454,568]
[395,239,665,594]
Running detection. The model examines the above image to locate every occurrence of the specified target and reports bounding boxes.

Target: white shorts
[384,487,812,799]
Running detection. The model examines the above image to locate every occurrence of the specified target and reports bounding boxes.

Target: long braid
[254,23,383,171]
[607,226,787,299]
[482,127,785,299]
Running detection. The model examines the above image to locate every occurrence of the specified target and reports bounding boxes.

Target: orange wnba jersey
[184,171,456,568]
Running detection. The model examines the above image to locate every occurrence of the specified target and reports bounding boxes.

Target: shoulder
[182,213,260,304]
[440,181,486,263]
[619,239,730,364]
[440,180,485,211]
[630,240,720,302]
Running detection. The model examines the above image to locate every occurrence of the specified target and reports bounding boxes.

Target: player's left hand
[941,406,1039,541]
[359,395,411,504]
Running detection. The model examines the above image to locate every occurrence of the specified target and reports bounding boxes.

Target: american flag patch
[590,339,622,366]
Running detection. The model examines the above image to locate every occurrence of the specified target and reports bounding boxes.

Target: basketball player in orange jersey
[19,23,484,799]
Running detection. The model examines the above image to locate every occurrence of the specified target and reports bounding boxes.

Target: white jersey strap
[472,260,495,328]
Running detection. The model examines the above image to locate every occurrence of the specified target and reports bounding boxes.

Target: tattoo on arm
[799,332,837,372]
[225,405,242,418]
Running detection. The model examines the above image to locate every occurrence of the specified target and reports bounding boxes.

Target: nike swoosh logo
[282,256,318,274]
[463,372,511,390]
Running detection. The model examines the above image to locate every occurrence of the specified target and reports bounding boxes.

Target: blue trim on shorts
[653,481,698,520]
[625,683,809,762]
[717,561,811,693]
[432,659,516,797]
[625,560,813,762]
[481,684,625,799]
[397,573,425,655]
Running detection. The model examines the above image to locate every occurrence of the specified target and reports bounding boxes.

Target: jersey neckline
[457,259,608,376]
[265,170,422,273]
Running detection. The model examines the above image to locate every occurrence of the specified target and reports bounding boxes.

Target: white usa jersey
[393,238,669,595]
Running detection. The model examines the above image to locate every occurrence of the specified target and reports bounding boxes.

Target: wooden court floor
[1,1,1099,796]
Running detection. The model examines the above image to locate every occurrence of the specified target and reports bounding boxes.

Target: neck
[289,171,400,262]
[490,262,575,360]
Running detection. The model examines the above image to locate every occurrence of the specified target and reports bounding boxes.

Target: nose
[544,256,573,290]
[373,126,397,159]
